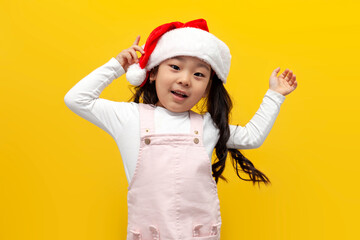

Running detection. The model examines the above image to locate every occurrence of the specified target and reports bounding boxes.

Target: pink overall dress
[126,103,222,240]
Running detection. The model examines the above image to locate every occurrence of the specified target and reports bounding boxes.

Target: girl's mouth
[171,90,188,98]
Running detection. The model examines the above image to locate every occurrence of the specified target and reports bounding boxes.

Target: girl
[64,19,297,240]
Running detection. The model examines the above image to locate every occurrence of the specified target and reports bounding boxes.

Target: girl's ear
[149,71,156,83]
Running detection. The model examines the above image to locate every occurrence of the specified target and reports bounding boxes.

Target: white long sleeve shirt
[64,57,286,184]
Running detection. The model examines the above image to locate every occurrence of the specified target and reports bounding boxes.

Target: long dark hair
[130,66,271,187]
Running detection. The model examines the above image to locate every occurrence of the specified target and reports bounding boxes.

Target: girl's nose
[177,73,191,87]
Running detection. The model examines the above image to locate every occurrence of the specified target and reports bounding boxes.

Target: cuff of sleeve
[108,57,126,79]
[266,89,286,104]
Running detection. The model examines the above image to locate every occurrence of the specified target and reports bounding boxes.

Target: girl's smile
[171,89,188,102]
[149,55,212,113]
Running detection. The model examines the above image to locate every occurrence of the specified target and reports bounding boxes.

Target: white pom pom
[126,63,147,86]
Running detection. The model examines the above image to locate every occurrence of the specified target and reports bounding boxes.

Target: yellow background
[1,0,359,239]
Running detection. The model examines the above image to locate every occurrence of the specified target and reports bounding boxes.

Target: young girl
[64,19,297,240]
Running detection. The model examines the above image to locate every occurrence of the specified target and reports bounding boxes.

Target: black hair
[129,66,271,187]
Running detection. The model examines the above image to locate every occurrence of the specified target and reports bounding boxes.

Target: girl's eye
[195,72,205,77]
[169,65,205,77]
[170,65,180,70]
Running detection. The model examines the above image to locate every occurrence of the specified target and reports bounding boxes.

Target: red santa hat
[126,18,231,87]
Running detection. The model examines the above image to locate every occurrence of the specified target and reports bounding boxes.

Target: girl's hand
[115,35,145,72]
[269,67,298,96]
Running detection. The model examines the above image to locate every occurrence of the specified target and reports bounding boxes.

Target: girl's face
[149,56,212,113]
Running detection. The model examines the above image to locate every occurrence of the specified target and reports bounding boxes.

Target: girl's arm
[227,89,286,149]
[64,36,145,139]
[64,58,131,139]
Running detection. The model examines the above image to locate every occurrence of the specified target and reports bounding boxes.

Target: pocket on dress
[129,225,160,240]
[148,225,160,240]
[192,222,221,240]
[129,229,142,240]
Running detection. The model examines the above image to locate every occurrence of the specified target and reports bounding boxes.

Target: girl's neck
[154,103,190,116]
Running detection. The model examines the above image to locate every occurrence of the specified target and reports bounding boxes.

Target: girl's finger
[286,71,293,81]
[133,35,140,46]
[271,67,280,77]
[128,48,139,62]
[292,80,298,89]
[280,69,289,78]
[125,51,133,63]
[132,45,145,55]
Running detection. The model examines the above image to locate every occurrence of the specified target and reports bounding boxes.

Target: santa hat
[126,18,231,87]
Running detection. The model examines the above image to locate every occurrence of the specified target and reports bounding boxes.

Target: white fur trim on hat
[126,28,231,86]
[148,27,231,83]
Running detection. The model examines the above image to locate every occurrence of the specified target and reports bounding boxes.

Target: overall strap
[189,110,204,140]
[139,103,155,137]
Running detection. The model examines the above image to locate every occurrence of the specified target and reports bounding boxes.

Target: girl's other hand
[115,35,145,72]
[269,67,298,96]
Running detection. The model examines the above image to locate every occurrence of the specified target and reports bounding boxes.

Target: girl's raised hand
[269,67,298,96]
[115,35,145,72]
